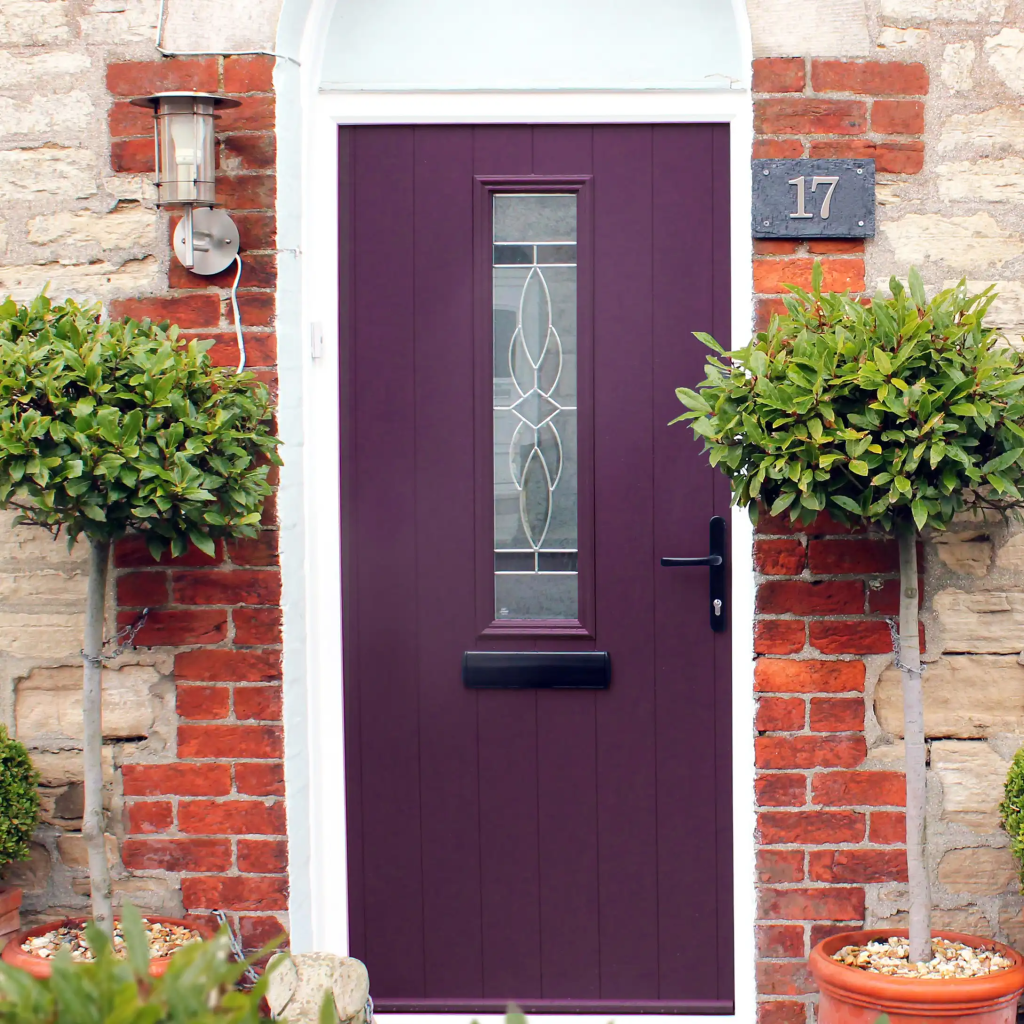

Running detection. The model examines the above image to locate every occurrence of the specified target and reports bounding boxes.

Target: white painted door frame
[274,9,758,1022]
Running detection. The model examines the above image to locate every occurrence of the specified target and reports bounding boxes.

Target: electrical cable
[230,254,246,374]
[155,0,299,62]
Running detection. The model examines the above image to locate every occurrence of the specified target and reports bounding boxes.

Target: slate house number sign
[752,158,875,239]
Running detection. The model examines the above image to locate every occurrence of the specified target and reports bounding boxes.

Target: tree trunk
[83,538,113,935]
[897,519,931,963]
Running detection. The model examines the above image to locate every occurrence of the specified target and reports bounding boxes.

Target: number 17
[788,175,840,220]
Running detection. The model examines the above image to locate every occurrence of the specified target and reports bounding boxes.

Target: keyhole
[713,599,722,616]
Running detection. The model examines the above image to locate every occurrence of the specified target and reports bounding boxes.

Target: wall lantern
[130,92,241,275]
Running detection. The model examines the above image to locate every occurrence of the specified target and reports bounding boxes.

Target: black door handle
[660,515,727,632]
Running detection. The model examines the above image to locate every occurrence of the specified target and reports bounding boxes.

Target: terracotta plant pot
[810,929,1024,1023]
[0,885,21,946]
[0,915,214,979]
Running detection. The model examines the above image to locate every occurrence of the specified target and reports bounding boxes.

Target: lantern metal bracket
[173,207,240,276]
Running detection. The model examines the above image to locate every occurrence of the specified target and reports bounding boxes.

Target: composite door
[340,124,733,1015]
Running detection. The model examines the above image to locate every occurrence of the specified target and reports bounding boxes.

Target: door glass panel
[493,194,578,620]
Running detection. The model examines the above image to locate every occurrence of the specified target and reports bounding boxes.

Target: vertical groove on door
[592,124,659,999]
[651,124,720,1001]
[413,126,484,998]
[473,126,544,1001]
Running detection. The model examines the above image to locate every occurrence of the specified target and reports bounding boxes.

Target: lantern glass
[155,96,217,206]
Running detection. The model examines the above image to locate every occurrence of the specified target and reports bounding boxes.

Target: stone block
[940,106,1024,154]
[0,843,51,893]
[0,258,159,304]
[15,664,161,741]
[0,51,90,88]
[161,0,283,54]
[880,0,1006,21]
[875,656,1024,737]
[985,28,1024,93]
[933,531,993,576]
[877,27,930,49]
[80,0,160,43]
[937,846,1018,894]
[56,833,118,871]
[937,158,1024,203]
[31,748,113,787]
[0,92,93,139]
[946,281,1024,342]
[27,205,158,250]
[931,740,1010,833]
[0,148,95,202]
[0,612,83,657]
[932,908,992,935]
[934,590,1024,653]
[941,42,976,92]
[880,213,1021,272]
[999,905,1024,948]
[995,531,1024,570]
[0,0,74,46]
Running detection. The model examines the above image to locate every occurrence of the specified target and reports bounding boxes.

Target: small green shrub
[0,905,277,1024]
[0,723,39,871]
[1001,748,1024,887]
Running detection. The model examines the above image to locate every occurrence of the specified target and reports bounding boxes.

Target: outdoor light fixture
[130,92,241,275]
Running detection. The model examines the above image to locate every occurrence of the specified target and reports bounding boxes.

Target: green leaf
[770,490,797,516]
[188,528,216,558]
[983,447,1024,474]
[911,499,928,530]
[848,459,869,476]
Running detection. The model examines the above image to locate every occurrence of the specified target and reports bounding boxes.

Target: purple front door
[340,124,733,1015]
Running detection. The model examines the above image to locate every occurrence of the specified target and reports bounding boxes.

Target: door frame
[277,78,758,1024]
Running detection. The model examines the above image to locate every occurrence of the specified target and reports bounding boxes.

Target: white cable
[156,0,299,62]
[230,254,246,374]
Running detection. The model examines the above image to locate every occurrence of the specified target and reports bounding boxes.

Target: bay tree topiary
[0,723,40,872]
[0,293,281,936]
[674,264,1024,962]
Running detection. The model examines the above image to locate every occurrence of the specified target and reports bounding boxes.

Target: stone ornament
[266,953,372,1024]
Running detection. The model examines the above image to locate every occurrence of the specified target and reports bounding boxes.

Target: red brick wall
[752,56,928,1024]
[105,55,284,951]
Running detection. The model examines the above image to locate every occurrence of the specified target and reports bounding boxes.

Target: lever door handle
[660,516,727,632]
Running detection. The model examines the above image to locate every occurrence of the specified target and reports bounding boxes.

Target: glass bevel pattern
[493,194,578,621]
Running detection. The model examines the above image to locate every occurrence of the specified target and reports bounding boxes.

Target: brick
[754,240,800,255]
[753,58,806,93]
[756,773,807,807]
[757,849,805,883]
[239,915,288,951]
[111,137,153,174]
[759,886,865,922]
[117,571,168,608]
[758,924,806,959]
[111,294,221,328]
[126,801,174,834]
[867,578,922,615]
[759,1002,806,1024]
[122,763,232,797]
[219,133,277,171]
[177,685,231,721]
[178,799,285,835]
[757,697,805,732]
[182,875,287,912]
[754,98,867,136]
[119,608,228,647]
[758,809,865,845]
[201,332,277,369]
[233,607,282,646]
[756,297,789,332]
[172,570,280,606]
[809,849,908,883]
[757,511,858,536]
[754,257,865,295]
[178,724,283,759]
[755,620,805,655]
[234,685,282,721]
[175,649,281,682]
[809,697,865,733]
[108,101,152,138]
[808,538,898,574]
[753,138,804,159]
[218,174,276,211]
[811,60,928,96]
[872,99,925,135]
[232,212,276,251]
[115,535,223,568]
[170,251,276,290]
[236,292,275,328]
[224,55,276,93]
[757,960,816,996]
[808,138,925,173]
[261,490,278,526]
[218,96,275,133]
[106,58,218,97]
[810,923,858,947]
[755,540,806,575]
[227,533,279,566]
[238,838,287,873]
[758,580,863,616]
[235,762,285,796]
[809,620,893,655]
[755,659,865,693]
[122,838,232,873]
[870,811,906,845]
[756,735,866,770]
[807,240,864,255]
